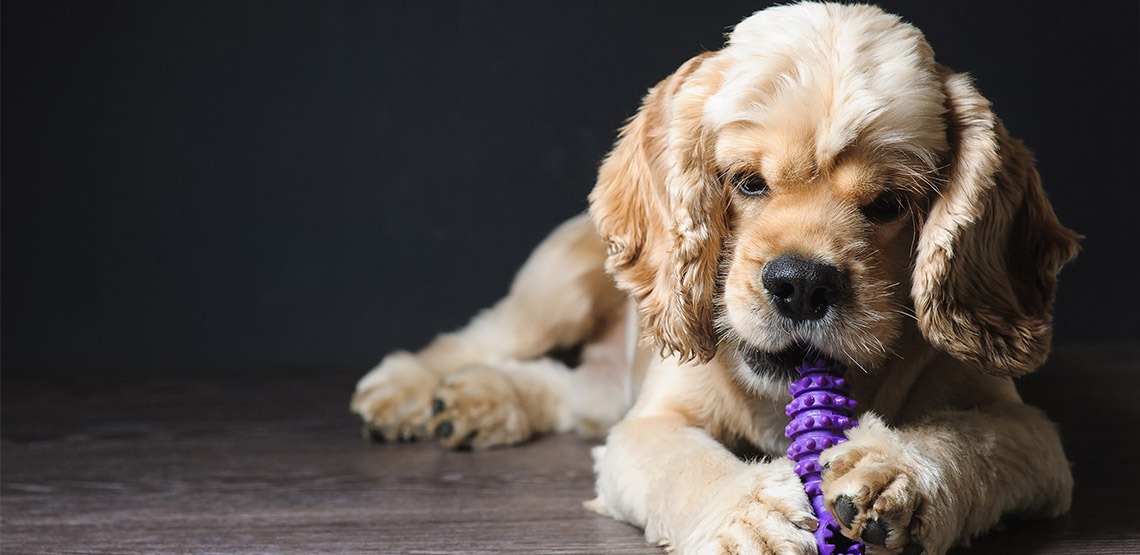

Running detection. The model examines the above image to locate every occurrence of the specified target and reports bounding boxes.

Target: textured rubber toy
[784,357,863,555]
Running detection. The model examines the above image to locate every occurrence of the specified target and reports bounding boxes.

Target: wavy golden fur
[590,9,1078,376]
[353,4,1078,554]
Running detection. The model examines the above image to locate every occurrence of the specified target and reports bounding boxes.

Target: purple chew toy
[784,357,863,555]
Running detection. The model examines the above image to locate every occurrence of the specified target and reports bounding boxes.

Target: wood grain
[3,344,1138,554]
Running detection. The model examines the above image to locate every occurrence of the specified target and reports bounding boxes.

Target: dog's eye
[861,191,909,223]
[735,174,769,196]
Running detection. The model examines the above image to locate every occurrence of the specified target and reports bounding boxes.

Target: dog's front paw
[820,416,938,555]
[427,364,533,450]
[679,459,818,555]
[350,351,438,442]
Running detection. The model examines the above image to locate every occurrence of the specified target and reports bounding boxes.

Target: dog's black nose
[761,255,847,322]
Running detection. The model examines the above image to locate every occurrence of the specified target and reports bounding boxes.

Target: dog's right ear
[912,69,1081,376]
[588,53,723,363]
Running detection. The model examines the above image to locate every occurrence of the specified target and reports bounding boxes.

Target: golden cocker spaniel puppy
[351,3,1079,554]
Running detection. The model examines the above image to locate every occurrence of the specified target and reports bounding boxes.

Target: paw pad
[834,495,856,528]
[435,420,454,439]
[860,518,888,546]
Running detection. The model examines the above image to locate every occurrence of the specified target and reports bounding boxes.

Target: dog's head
[588,3,1079,382]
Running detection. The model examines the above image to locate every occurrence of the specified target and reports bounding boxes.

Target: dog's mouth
[741,342,820,382]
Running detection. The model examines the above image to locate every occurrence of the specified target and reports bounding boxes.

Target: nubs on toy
[784,357,863,555]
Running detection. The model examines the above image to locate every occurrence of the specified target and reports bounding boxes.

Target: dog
[350,3,1079,554]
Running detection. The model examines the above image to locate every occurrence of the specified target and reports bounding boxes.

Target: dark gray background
[4,1,1138,373]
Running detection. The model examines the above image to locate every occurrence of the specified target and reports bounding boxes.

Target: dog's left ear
[913,69,1081,377]
[588,52,725,363]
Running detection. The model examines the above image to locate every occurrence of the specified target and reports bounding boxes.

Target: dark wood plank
[3,344,1138,554]
[1,371,657,554]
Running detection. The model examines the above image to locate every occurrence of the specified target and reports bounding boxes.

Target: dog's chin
[740,343,816,382]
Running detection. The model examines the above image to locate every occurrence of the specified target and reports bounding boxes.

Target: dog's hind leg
[352,214,631,445]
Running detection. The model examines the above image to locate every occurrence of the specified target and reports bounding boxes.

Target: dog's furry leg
[423,301,634,449]
[352,214,628,443]
[819,405,1072,555]
[589,412,818,555]
[587,356,819,555]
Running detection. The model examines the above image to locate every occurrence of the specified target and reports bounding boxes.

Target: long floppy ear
[912,69,1081,377]
[588,52,725,363]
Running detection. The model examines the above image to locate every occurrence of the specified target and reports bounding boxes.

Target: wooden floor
[4,344,1139,554]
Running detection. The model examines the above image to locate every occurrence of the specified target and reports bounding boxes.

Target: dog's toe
[352,352,437,443]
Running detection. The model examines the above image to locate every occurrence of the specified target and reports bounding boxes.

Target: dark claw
[435,421,454,439]
[834,495,857,528]
[861,518,889,546]
[901,542,924,555]
[367,428,386,443]
[431,397,445,415]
